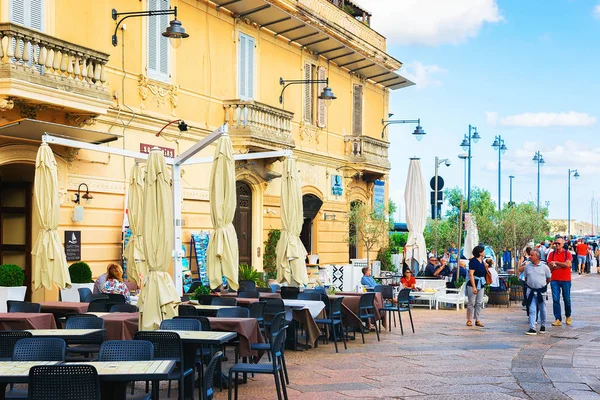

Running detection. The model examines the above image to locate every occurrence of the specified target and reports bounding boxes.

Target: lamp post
[381,118,425,140]
[509,175,515,205]
[433,156,451,219]
[279,77,336,105]
[459,125,480,212]
[112,6,189,47]
[458,153,469,197]
[568,169,580,238]
[532,151,545,212]
[491,135,507,211]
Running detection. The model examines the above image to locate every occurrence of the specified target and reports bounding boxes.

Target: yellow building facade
[0,0,412,300]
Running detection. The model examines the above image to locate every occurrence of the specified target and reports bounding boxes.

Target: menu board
[65,230,81,261]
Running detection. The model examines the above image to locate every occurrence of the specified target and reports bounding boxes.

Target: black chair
[195,294,215,305]
[84,294,109,303]
[280,287,299,299]
[0,331,32,361]
[160,318,201,331]
[211,297,237,306]
[297,292,321,301]
[28,364,101,400]
[201,351,223,400]
[250,311,289,382]
[109,304,137,313]
[238,280,256,292]
[256,287,272,293]
[315,297,347,353]
[248,301,267,338]
[379,288,414,334]
[86,295,109,312]
[13,338,65,361]
[7,301,41,313]
[228,327,288,400]
[237,291,260,299]
[64,316,105,361]
[313,287,326,294]
[106,293,126,311]
[378,285,395,306]
[174,316,211,331]
[357,292,380,343]
[180,295,190,302]
[216,307,249,318]
[186,281,203,294]
[264,298,286,329]
[66,313,98,319]
[78,287,93,302]
[134,331,192,400]
[178,304,198,316]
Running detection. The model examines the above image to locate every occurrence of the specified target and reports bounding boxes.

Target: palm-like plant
[238,263,265,287]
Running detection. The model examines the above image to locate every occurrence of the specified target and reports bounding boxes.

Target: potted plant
[263,229,280,285]
[239,263,266,288]
[191,284,213,305]
[60,262,94,302]
[0,264,26,312]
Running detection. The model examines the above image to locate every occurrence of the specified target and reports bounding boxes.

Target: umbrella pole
[456,196,464,283]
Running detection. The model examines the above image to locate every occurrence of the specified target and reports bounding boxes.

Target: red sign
[140,143,175,158]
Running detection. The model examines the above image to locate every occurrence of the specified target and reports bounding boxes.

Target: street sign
[430,176,444,191]
[430,191,443,203]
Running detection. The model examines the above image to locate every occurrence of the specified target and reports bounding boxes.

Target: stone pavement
[207,273,600,399]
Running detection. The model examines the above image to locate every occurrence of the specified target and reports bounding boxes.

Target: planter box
[0,286,27,312]
[60,282,95,302]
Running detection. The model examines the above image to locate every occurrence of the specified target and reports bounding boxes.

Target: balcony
[224,100,295,151]
[344,135,390,177]
[0,23,111,115]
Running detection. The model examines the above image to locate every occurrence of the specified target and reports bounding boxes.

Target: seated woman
[360,266,381,288]
[101,263,131,304]
[400,269,421,291]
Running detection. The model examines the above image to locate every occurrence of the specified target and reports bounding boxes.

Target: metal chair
[238,280,256,292]
[86,295,109,312]
[250,311,289,382]
[174,316,211,331]
[28,364,101,400]
[314,297,347,353]
[7,301,41,313]
[379,288,414,334]
[216,307,249,318]
[105,293,126,311]
[378,285,395,306]
[160,318,201,331]
[297,292,321,301]
[13,338,65,361]
[0,331,32,361]
[228,327,288,400]
[177,304,198,316]
[280,287,299,299]
[357,292,380,343]
[201,351,223,400]
[133,331,192,400]
[269,283,281,293]
[64,316,105,361]
[237,291,260,299]
[264,298,286,329]
[109,304,137,313]
[78,287,93,302]
[211,297,237,306]
[248,301,267,337]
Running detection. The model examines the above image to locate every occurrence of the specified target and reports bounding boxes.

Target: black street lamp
[568,169,580,238]
[459,125,480,212]
[491,135,507,211]
[112,6,189,47]
[532,151,545,212]
[509,175,515,206]
[381,118,425,140]
[279,77,336,104]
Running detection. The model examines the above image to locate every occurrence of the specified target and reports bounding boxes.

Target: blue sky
[361,0,600,225]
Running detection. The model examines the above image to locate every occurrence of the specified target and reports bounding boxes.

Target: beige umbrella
[32,143,71,290]
[138,149,179,331]
[206,135,239,290]
[276,158,308,286]
[123,164,146,287]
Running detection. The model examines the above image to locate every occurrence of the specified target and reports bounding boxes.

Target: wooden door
[0,181,32,299]
[234,182,252,267]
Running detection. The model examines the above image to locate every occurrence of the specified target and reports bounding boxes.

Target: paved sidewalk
[210,273,600,399]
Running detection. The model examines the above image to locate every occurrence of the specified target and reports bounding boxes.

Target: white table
[282,299,325,319]
[411,291,437,309]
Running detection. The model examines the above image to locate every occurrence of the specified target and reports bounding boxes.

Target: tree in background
[263,229,281,280]
[348,201,392,267]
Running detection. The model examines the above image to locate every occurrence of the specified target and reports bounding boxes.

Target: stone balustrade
[345,135,390,170]
[224,100,295,149]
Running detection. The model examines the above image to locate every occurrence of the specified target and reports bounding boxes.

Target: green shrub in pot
[0,264,25,287]
[68,262,93,284]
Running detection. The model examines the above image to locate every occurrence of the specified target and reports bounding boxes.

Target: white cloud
[594,4,600,19]
[401,62,447,88]
[499,112,597,127]
[360,0,503,46]
[486,111,498,125]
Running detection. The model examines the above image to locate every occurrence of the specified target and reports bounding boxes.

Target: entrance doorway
[234,181,252,267]
[348,200,360,260]
[0,164,34,299]
[300,194,323,256]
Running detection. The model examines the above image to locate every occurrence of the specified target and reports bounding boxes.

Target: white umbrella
[463,213,479,259]
[404,158,428,272]
[123,164,146,287]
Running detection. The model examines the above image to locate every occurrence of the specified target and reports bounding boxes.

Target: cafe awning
[0,118,120,144]
[210,0,414,90]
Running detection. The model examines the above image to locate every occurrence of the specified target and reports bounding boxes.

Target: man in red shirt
[575,239,588,275]
[547,237,573,326]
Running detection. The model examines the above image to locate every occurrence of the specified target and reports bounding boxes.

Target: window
[352,84,363,135]
[147,0,170,81]
[303,64,327,127]
[10,0,43,30]
[238,33,255,100]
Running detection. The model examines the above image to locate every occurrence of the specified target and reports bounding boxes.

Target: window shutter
[147,0,169,81]
[303,63,313,123]
[30,0,43,30]
[9,0,26,25]
[352,84,363,135]
[317,66,326,128]
[238,33,254,100]
[10,0,43,69]
[246,35,254,99]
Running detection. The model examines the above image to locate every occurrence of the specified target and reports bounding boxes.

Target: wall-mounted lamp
[279,77,336,105]
[381,118,425,140]
[336,165,362,180]
[156,119,188,137]
[323,213,336,221]
[264,208,278,215]
[112,6,189,48]
[73,183,93,204]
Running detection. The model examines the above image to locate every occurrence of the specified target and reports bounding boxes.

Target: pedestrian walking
[547,237,573,326]
[576,238,588,275]
[523,248,551,335]
[466,245,486,328]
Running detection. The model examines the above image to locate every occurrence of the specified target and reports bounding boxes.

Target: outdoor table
[39,301,88,318]
[281,300,324,348]
[329,295,364,329]
[206,317,265,359]
[25,329,104,339]
[193,304,238,316]
[0,313,56,330]
[96,312,139,341]
[0,361,61,400]
[335,292,386,327]
[158,330,237,399]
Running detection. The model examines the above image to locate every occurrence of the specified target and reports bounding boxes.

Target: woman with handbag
[466,245,487,328]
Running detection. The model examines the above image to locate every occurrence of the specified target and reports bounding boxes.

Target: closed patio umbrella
[276,158,308,286]
[206,135,239,290]
[138,149,179,331]
[32,143,71,290]
[123,163,146,287]
[404,158,428,273]
[463,213,479,259]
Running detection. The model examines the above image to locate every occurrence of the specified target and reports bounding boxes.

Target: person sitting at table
[438,258,452,277]
[401,269,421,291]
[424,256,445,278]
[101,263,131,303]
[360,266,381,288]
[93,268,108,294]
[450,259,468,285]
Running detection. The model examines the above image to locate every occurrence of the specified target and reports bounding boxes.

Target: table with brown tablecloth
[40,301,89,319]
[207,317,264,358]
[0,313,57,330]
[328,296,364,328]
[99,312,140,341]
[335,292,386,327]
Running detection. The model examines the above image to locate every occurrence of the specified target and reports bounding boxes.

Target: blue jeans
[528,291,546,330]
[551,280,571,321]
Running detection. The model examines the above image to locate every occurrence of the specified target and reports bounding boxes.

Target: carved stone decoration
[0,97,14,111]
[65,113,98,127]
[299,122,320,147]
[11,99,48,119]
[138,73,179,116]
